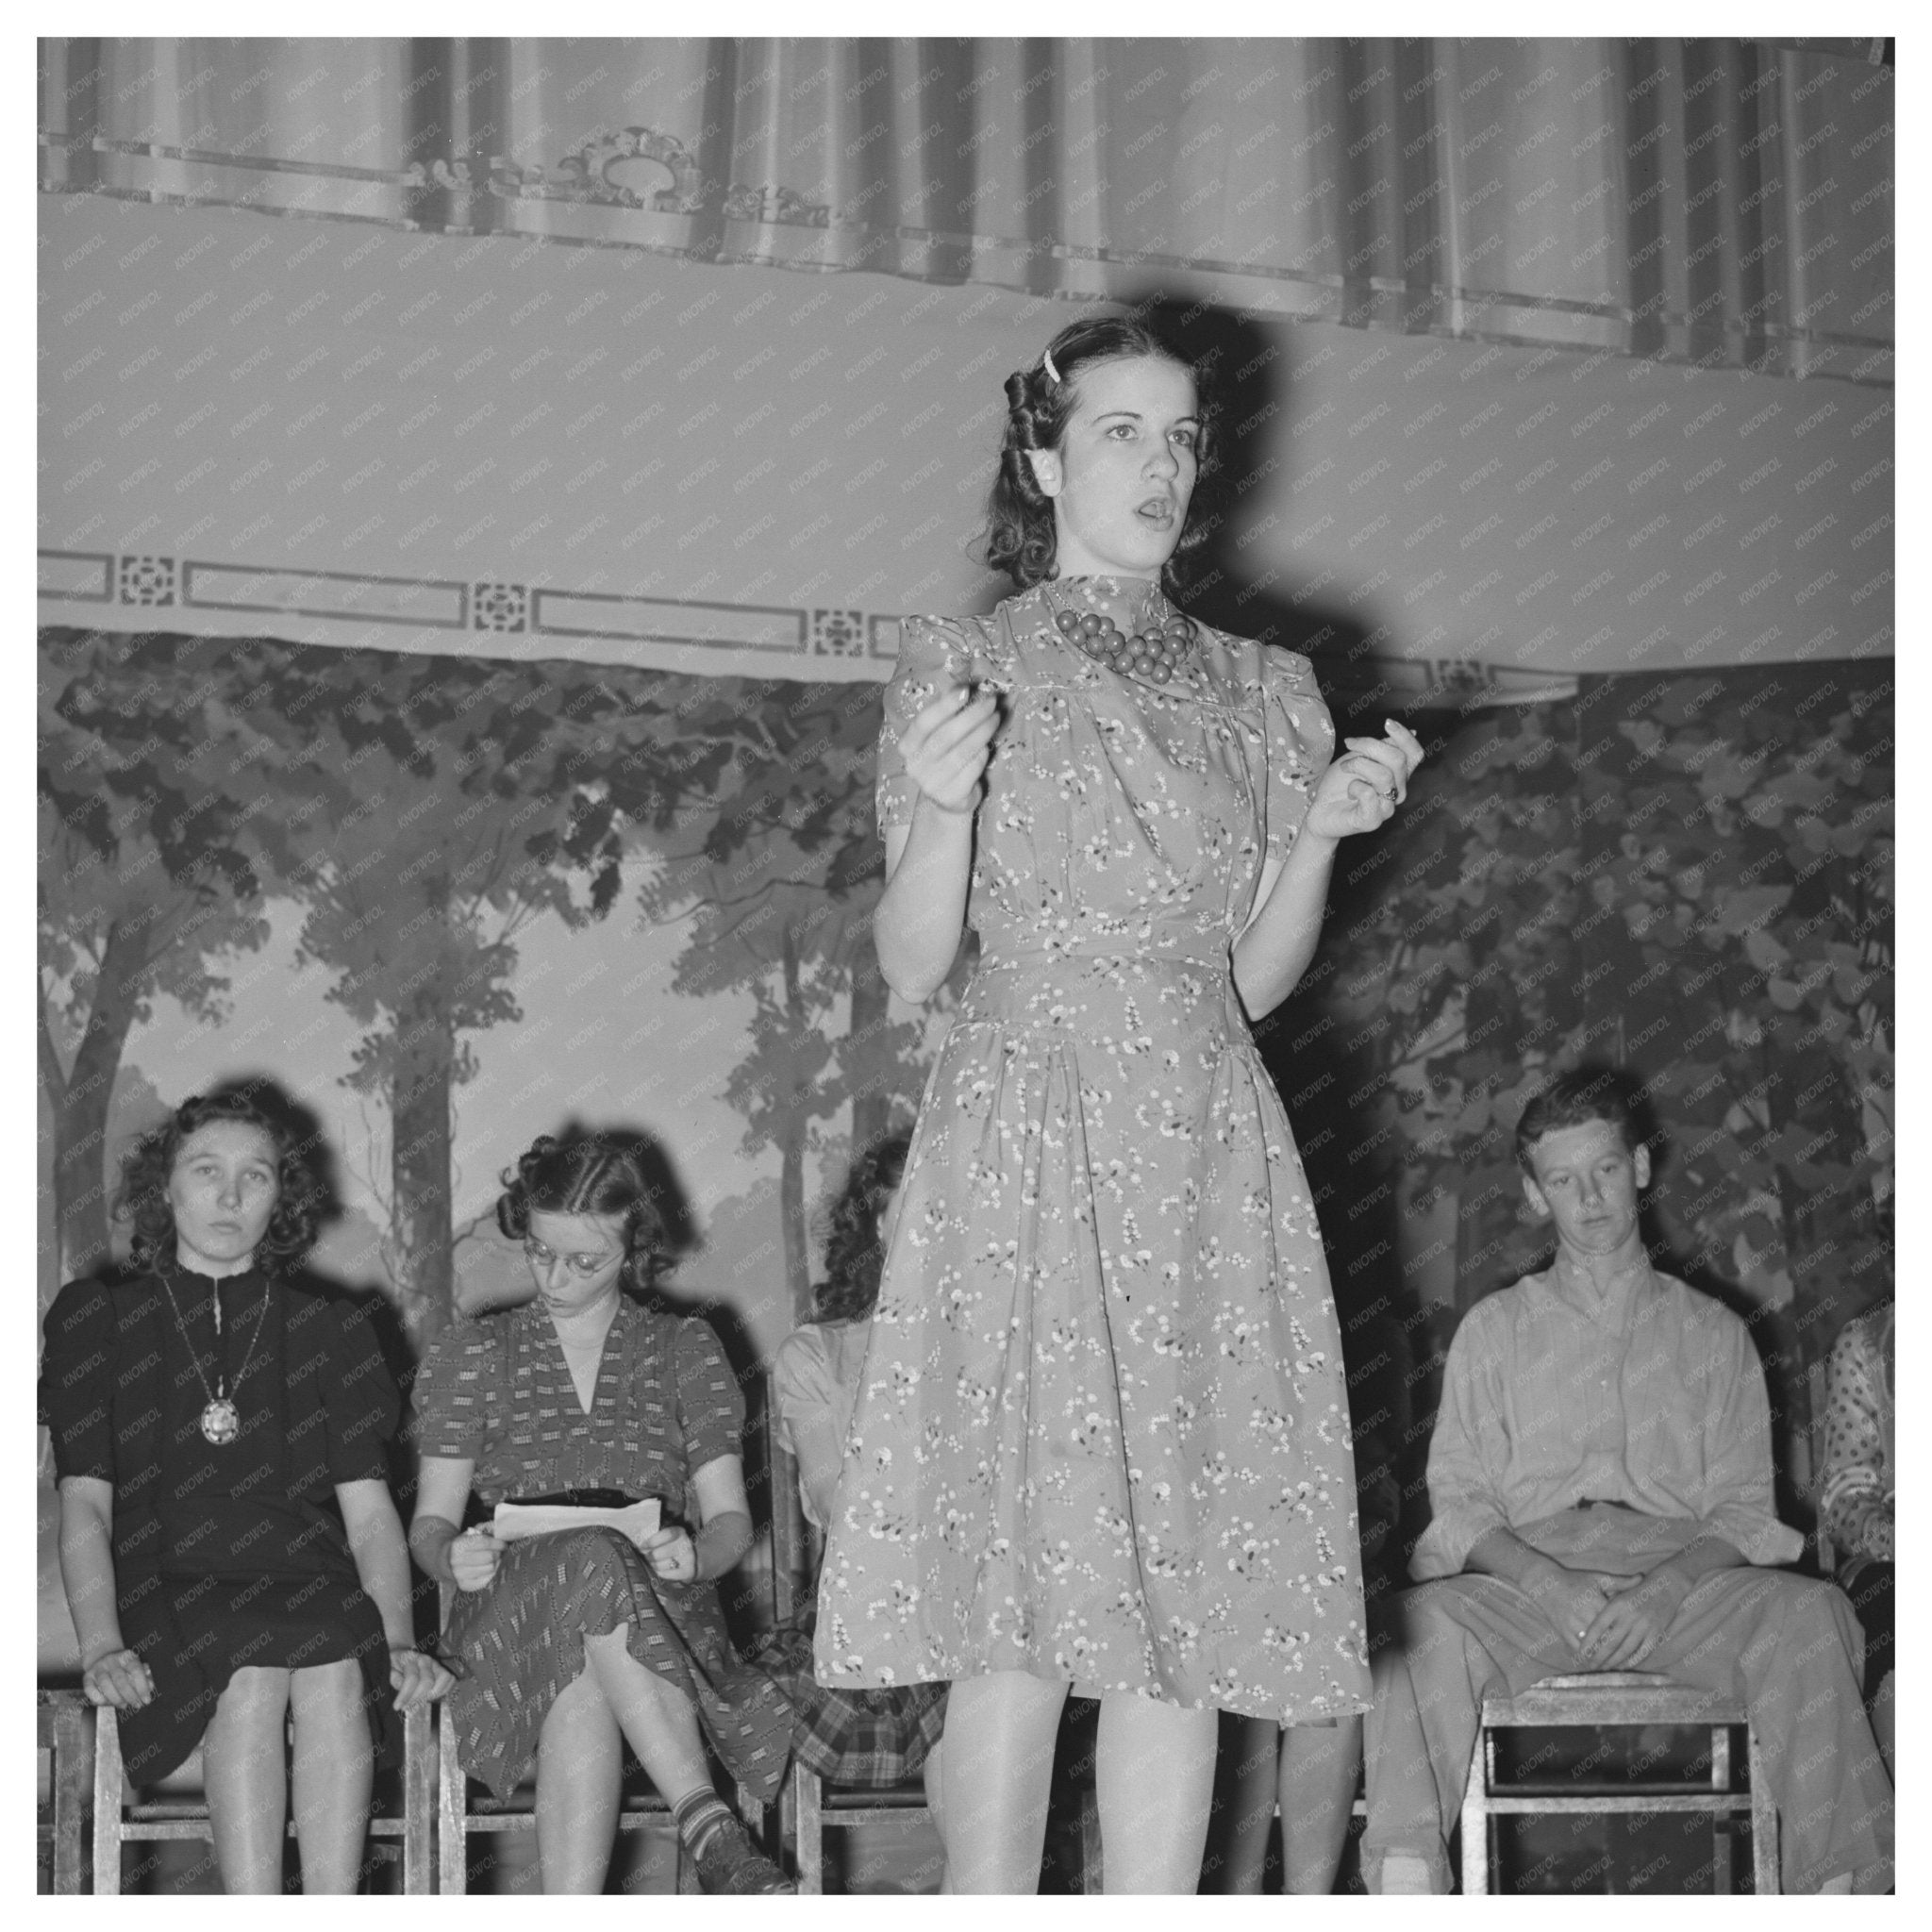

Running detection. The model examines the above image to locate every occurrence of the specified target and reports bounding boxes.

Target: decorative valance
[40,36,1891,385]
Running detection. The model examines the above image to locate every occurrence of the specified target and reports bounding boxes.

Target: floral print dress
[814,575,1372,1724]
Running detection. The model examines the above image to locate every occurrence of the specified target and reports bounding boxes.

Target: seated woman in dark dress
[40,1087,447,1893]
[408,1132,794,1894]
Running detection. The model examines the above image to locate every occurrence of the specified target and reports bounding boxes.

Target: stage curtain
[40,36,1890,383]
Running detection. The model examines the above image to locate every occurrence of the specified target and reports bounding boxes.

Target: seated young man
[1362,1071,1892,1894]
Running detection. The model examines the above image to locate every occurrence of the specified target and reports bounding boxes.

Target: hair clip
[1041,348,1062,387]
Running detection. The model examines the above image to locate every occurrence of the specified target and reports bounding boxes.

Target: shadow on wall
[1124,290,1383,681]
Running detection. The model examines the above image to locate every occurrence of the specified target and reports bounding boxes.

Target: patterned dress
[412,1296,792,1802]
[814,575,1372,1724]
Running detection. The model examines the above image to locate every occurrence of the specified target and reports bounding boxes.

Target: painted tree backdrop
[38,626,935,1350]
[42,627,1891,1521]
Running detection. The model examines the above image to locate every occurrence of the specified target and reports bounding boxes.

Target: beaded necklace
[1046,582,1202,689]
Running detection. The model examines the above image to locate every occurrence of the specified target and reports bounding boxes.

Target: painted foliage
[38,625,936,1355]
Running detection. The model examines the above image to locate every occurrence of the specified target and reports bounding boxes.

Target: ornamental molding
[401,125,834,227]
[36,549,1572,705]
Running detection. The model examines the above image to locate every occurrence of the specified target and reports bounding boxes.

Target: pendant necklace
[158,1266,271,1445]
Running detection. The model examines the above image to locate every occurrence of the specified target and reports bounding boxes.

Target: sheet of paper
[491,1497,662,1551]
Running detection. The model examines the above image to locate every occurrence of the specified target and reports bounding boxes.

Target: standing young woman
[40,1088,446,1892]
[813,314,1424,1893]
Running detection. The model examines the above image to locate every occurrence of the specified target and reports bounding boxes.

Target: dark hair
[982,313,1223,595]
[1514,1070,1645,1174]
[116,1086,325,1272]
[495,1132,669,1292]
[812,1130,912,1324]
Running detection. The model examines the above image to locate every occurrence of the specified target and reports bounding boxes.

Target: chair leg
[772,1762,795,1881]
[401,1704,433,1895]
[796,1761,824,1894]
[1708,1724,1734,1895]
[1457,1723,1490,1896]
[92,1705,125,1896]
[50,1699,88,1895]
[435,1703,467,1896]
[1747,1724,1779,1894]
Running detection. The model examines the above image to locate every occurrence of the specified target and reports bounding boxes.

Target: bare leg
[1207,1715,1279,1894]
[1095,1695,1218,1894]
[1277,1716,1360,1895]
[579,1624,711,1805]
[535,1664,625,1893]
[931,1672,1068,1893]
[922,1737,949,1893]
[288,1658,374,1893]
[204,1666,292,1894]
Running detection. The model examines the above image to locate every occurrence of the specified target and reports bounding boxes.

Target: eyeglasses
[522,1239,620,1278]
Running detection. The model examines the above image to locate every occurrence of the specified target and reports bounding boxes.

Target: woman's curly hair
[116,1087,326,1273]
[811,1130,912,1324]
[981,311,1224,596]
[495,1132,670,1293]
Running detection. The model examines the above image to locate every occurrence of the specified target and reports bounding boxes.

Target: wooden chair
[1457,1672,1778,1894]
[91,1698,433,1893]
[37,1690,90,1893]
[431,1583,766,1894]
[768,1415,1102,1893]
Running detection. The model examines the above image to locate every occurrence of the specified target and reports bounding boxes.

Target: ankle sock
[1379,1851,1436,1895]
[672,1790,734,1861]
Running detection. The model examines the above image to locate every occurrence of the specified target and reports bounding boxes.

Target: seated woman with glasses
[408,1131,794,1893]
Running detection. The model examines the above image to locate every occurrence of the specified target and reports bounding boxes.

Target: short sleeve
[1258,649,1336,864]
[874,616,976,835]
[39,1278,118,1484]
[410,1321,503,1462]
[772,1324,839,1457]
[1819,1314,1893,1561]
[673,1317,745,1474]
[774,1324,847,1532]
[318,1297,400,1484]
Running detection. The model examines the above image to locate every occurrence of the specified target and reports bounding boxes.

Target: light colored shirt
[1412,1255,1802,1580]
[1819,1303,1893,1564]
[772,1316,873,1533]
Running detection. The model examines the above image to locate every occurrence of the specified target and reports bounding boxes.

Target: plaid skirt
[749,1624,947,1787]
[442,1526,793,1804]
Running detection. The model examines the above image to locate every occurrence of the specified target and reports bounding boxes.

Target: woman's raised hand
[448,1527,502,1592]
[82,1647,155,1710]
[1304,718,1426,840]
[903,682,1001,819]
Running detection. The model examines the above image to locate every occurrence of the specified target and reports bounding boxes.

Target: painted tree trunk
[847,935,891,1158]
[44,921,144,1284]
[389,996,456,1346]
[778,929,813,1326]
